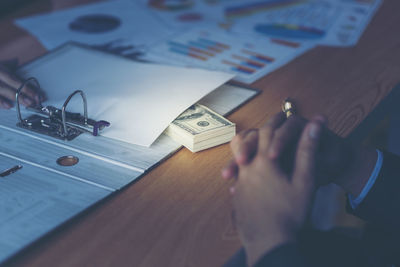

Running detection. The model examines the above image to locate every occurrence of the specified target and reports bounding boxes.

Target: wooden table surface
[1,0,400,266]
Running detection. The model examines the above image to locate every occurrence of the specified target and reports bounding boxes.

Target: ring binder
[16,77,110,140]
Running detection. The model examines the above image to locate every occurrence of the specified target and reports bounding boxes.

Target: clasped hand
[222,113,325,266]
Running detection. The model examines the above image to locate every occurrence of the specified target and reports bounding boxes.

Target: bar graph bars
[166,37,275,77]
[241,49,275,63]
[168,37,229,60]
[224,0,304,19]
[222,60,256,74]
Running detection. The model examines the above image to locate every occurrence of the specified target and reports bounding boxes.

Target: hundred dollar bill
[165,104,235,152]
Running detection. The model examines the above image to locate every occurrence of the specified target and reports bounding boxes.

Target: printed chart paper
[230,0,382,47]
[15,0,173,53]
[138,0,227,31]
[144,27,314,83]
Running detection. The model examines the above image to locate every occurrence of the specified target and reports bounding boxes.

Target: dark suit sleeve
[350,151,400,230]
[255,151,400,267]
[253,243,308,267]
[224,152,400,267]
[349,151,400,265]
[223,244,309,267]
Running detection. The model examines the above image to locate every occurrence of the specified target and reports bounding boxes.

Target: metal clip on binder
[16,77,110,141]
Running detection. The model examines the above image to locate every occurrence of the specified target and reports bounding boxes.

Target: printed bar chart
[221,59,256,74]
[242,49,275,63]
[225,0,304,19]
[167,37,230,60]
[168,41,215,56]
[232,55,266,68]
[146,28,314,83]
[169,45,208,61]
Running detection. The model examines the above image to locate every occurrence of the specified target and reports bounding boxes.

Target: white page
[230,0,382,47]
[0,153,110,263]
[137,0,226,31]
[318,0,382,46]
[18,44,234,147]
[14,0,173,51]
[143,27,314,84]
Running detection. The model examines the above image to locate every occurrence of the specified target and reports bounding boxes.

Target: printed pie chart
[254,23,325,39]
[69,14,121,34]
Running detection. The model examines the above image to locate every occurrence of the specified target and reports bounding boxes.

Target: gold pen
[282,98,295,118]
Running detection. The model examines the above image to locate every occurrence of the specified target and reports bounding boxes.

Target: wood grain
[1,0,400,266]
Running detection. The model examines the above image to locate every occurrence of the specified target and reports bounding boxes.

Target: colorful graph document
[230,0,382,47]
[138,0,227,31]
[15,0,173,54]
[144,27,314,83]
[224,0,305,20]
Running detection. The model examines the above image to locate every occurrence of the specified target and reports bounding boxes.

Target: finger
[230,129,253,156]
[312,115,327,124]
[268,115,306,159]
[20,84,42,104]
[237,130,258,164]
[0,70,44,104]
[0,81,34,106]
[231,129,259,165]
[221,159,238,180]
[293,120,323,188]
[0,96,13,109]
[258,112,286,154]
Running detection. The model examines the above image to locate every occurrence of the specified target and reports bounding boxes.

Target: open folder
[17,43,234,147]
[0,44,259,264]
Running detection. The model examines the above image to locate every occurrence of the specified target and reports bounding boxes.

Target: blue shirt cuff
[348,149,383,210]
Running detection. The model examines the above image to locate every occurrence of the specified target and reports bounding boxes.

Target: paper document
[15,0,173,54]
[137,0,226,31]
[18,44,234,147]
[230,0,382,47]
[144,27,313,83]
[0,154,110,262]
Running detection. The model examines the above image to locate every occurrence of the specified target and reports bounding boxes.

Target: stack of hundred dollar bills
[165,104,236,152]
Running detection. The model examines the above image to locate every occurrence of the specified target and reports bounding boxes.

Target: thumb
[231,129,259,165]
[293,120,323,189]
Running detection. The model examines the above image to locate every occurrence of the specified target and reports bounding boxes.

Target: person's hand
[223,114,358,186]
[229,113,324,266]
[0,64,44,109]
[223,113,378,197]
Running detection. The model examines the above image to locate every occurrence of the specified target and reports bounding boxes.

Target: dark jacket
[225,151,400,267]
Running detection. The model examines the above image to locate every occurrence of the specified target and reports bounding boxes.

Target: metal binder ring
[16,77,42,124]
[61,90,88,137]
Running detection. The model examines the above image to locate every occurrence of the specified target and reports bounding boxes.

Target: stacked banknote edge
[165,104,236,152]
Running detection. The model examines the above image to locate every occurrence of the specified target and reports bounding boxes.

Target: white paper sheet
[15,0,173,51]
[320,0,383,46]
[230,0,382,47]
[143,27,314,83]
[18,44,234,147]
[137,0,226,31]
[0,153,110,263]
